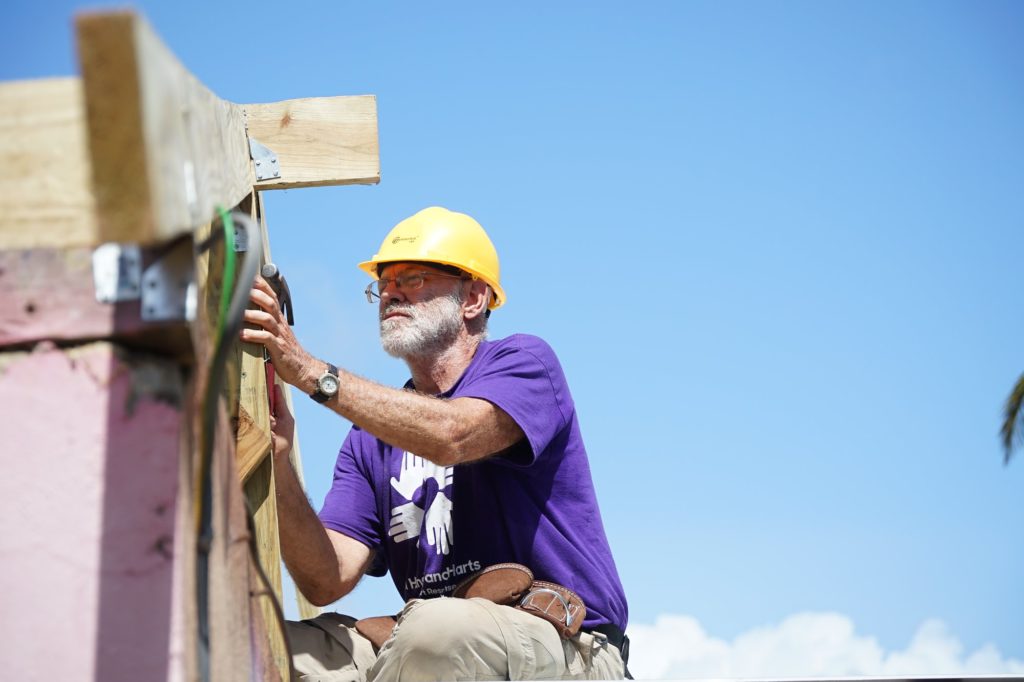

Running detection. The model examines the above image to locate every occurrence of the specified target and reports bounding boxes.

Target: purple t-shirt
[319,334,628,631]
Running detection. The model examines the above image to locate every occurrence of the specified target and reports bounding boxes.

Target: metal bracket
[141,240,196,322]
[233,223,249,252]
[248,136,281,181]
[92,243,142,303]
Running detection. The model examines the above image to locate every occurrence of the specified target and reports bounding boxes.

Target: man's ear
[462,279,491,320]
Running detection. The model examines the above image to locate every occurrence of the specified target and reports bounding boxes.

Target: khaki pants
[285,597,625,681]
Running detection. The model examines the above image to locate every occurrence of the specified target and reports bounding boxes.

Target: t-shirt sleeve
[457,335,572,465]
[318,428,383,555]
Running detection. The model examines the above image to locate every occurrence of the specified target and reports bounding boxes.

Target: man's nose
[380,280,406,302]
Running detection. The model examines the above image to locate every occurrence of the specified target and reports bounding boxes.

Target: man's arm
[244,279,525,466]
[270,386,374,606]
[327,372,522,466]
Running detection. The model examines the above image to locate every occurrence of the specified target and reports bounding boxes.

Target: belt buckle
[589,629,609,651]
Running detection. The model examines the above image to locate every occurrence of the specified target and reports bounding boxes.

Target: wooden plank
[240,191,290,681]
[188,213,261,680]
[76,11,253,245]
[0,78,98,249]
[0,85,378,251]
[244,458,288,679]
[236,404,272,481]
[193,191,285,677]
[243,191,319,620]
[233,192,273,481]
[208,397,259,682]
[245,96,380,190]
[75,11,381,246]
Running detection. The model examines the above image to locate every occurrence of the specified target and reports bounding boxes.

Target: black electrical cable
[245,498,298,680]
[194,211,301,681]
[195,211,262,682]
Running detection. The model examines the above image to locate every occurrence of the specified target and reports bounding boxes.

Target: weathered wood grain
[0,78,97,249]
[76,11,253,245]
[245,96,380,189]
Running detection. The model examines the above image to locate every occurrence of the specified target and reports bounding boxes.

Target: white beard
[380,293,464,360]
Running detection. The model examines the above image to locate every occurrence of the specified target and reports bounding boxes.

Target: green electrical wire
[216,206,238,343]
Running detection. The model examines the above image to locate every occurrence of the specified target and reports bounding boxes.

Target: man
[242,206,628,681]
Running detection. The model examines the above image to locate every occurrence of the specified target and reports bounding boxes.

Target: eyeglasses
[364,270,469,303]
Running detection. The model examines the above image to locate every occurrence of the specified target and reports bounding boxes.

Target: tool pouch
[355,563,586,648]
[452,562,534,603]
[516,580,586,639]
[455,563,586,640]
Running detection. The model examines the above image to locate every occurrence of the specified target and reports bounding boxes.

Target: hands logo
[387,452,454,556]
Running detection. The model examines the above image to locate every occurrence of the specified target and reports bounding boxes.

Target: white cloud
[628,612,1024,680]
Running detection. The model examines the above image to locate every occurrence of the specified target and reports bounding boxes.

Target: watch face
[320,374,340,395]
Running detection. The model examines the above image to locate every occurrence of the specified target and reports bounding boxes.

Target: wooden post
[1,8,378,680]
[0,342,185,680]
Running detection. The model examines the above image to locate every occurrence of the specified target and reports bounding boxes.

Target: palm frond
[1000,372,1024,465]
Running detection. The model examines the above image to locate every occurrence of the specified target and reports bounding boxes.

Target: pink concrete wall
[0,341,184,681]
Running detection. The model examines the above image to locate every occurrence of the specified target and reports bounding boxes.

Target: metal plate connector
[248,136,281,181]
[141,240,196,322]
[92,243,142,303]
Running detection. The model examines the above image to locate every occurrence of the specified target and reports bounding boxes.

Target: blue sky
[7,1,1023,677]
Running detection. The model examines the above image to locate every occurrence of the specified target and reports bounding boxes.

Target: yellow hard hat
[358,206,506,310]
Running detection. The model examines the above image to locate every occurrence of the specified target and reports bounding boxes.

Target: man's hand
[269,384,294,460]
[240,276,320,389]
[388,502,424,544]
[424,492,453,555]
[390,452,430,500]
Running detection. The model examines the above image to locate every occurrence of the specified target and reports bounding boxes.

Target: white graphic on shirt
[424,492,453,555]
[388,501,423,543]
[387,452,454,556]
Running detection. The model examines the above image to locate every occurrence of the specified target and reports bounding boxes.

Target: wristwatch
[310,363,340,403]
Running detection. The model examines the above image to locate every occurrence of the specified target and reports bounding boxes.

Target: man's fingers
[251,275,278,301]
[239,327,277,345]
[248,283,278,312]
[243,308,278,331]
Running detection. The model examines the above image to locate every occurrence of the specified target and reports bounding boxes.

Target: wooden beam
[76,11,253,245]
[244,458,288,679]
[238,192,289,680]
[74,11,380,248]
[0,78,97,249]
[245,96,380,189]
[232,192,274,482]
[0,81,379,251]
